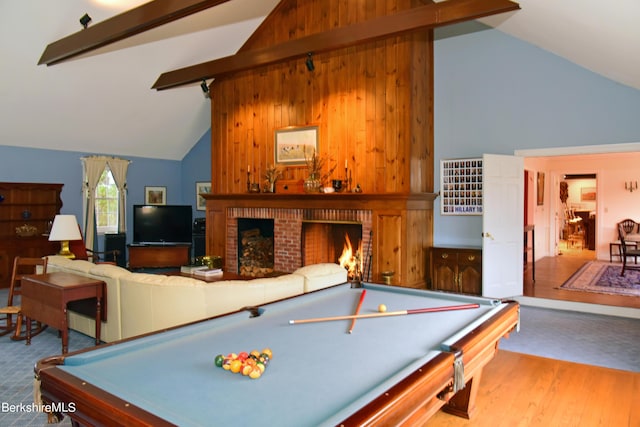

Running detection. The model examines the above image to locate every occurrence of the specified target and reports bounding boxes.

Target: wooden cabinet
[0,182,63,287]
[430,246,482,295]
[128,245,191,269]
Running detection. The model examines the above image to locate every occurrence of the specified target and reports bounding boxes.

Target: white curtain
[81,156,131,252]
[106,157,131,233]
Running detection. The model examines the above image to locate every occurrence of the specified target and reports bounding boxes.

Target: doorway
[518,142,640,309]
[555,173,597,260]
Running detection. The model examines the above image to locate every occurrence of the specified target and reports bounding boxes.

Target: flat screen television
[133,205,192,245]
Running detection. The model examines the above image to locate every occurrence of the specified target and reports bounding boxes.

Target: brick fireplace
[226,207,371,275]
[204,193,435,288]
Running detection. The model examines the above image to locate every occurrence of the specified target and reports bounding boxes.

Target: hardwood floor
[427,350,640,426]
[425,243,640,426]
[523,242,640,309]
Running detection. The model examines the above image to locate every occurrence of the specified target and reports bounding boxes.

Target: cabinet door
[431,249,458,292]
[458,250,482,295]
[0,249,11,286]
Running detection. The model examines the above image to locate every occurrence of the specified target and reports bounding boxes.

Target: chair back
[619,219,637,234]
[7,257,47,306]
[68,224,90,260]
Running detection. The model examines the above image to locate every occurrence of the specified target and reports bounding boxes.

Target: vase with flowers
[262,164,283,193]
[304,149,336,193]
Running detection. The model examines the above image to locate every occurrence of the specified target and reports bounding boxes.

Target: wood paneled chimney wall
[207,1,440,287]
[209,0,433,194]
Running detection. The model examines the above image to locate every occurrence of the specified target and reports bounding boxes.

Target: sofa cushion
[256,274,305,303]
[202,280,266,318]
[89,263,133,279]
[294,263,347,292]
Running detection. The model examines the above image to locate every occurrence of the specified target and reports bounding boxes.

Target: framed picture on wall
[439,158,483,215]
[537,172,545,205]
[196,181,211,211]
[581,187,596,201]
[144,186,166,205]
[274,125,319,165]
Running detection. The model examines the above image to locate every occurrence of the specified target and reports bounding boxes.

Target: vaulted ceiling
[1,0,638,160]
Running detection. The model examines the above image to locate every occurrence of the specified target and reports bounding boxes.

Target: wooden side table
[21,272,104,354]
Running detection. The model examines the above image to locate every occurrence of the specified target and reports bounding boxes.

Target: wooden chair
[619,218,638,234]
[69,226,119,264]
[617,223,640,276]
[0,256,48,340]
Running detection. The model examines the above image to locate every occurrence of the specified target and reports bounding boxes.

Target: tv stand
[128,244,191,269]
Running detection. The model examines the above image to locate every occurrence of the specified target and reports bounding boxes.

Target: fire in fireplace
[338,234,363,282]
[301,221,362,267]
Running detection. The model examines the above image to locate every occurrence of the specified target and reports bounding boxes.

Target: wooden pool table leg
[441,369,483,419]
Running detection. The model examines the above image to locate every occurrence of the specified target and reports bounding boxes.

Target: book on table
[180,265,209,274]
[193,268,223,277]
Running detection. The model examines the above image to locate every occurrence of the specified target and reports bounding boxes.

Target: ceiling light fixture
[200,79,210,99]
[79,13,92,29]
[305,53,315,72]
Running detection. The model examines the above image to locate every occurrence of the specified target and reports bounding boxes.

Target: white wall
[524,151,640,261]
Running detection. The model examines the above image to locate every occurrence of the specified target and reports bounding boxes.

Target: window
[95,167,119,234]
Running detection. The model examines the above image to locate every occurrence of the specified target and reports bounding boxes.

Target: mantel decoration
[304,150,337,193]
[262,164,283,193]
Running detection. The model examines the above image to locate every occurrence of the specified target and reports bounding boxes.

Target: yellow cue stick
[289,303,481,325]
[348,289,367,334]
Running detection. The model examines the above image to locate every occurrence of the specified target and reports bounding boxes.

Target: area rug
[560,261,640,296]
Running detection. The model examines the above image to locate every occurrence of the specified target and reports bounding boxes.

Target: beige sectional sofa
[45,256,347,342]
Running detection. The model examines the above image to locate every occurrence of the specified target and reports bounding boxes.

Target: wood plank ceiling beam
[38,0,233,66]
[152,0,520,90]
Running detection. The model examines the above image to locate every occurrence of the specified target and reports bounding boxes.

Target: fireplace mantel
[202,192,437,210]
[203,192,436,288]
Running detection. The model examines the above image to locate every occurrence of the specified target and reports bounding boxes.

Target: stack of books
[180,265,209,274]
[193,268,223,278]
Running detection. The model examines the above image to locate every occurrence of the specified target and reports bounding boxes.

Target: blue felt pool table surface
[44,283,515,426]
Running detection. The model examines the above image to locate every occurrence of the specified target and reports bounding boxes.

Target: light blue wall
[433,23,640,246]
[0,129,211,251]
[182,128,212,222]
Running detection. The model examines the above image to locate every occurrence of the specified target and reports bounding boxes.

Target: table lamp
[49,214,82,259]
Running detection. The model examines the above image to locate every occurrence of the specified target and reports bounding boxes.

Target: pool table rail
[337,351,456,426]
[441,301,520,419]
[36,357,175,427]
[338,300,520,426]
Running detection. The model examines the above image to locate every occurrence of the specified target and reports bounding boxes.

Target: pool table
[35,282,519,426]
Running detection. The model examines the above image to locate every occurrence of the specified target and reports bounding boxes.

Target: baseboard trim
[515,296,640,319]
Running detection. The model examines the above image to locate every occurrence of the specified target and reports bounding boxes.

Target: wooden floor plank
[524,244,640,309]
[426,350,640,426]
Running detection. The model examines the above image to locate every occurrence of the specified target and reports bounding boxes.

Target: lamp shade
[48,215,82,242]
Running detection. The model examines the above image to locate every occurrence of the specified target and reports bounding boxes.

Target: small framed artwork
[144,186,166,205]
[536,172,545,206]
[274,125,319,165]
[196,181,211,211]
[581,187,596,201]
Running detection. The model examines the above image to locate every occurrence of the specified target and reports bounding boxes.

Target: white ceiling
[1,0,638,161]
